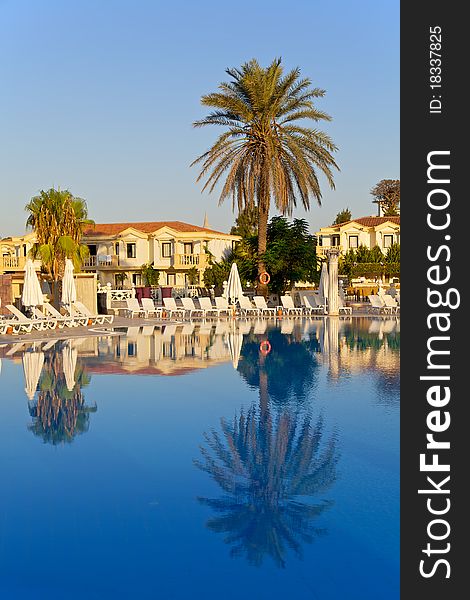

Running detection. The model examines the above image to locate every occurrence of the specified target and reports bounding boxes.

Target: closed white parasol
[61,259,77,308]
[22,259,44,307]
[318,262,329,304]
[224,262,244,305]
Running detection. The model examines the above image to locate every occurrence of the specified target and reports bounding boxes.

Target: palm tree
[25,188,93,302]
[192,58,339,294]
[195,406,338,568]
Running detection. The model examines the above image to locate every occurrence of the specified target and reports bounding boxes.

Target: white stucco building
[81,221,240,287]
[315,216,400,257]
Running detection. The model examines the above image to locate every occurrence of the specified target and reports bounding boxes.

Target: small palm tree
[192,58,339,294]
[25,188,93,300]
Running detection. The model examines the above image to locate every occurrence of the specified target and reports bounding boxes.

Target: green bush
[140,263,160,286]
[350,263,400,278]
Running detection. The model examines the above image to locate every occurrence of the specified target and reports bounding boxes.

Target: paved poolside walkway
[0,303,398,345]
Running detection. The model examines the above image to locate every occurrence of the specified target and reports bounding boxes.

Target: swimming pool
[0,317,399,599]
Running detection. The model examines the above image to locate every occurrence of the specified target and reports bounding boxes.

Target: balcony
[316,245,343,256]
[83,255,120,269]
[0,256,27,271]
[174,253,207,269]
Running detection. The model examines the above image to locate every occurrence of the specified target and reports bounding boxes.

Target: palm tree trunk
[257,197,269,297]
[51,278,60,309]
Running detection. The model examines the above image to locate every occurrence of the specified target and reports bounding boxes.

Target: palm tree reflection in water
[195,331,338,568]
[28,346,95,444]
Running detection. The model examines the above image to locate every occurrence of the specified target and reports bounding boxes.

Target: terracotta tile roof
[83,221,231,237]
[85,364,198,377]
[331,216,400,228]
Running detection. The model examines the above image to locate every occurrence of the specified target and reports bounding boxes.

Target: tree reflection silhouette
[28,347,95,444]
[236,328,320,405]
[195,391,338,567]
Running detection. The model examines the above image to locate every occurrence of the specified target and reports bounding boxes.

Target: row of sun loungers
[0,301,114,335]
[120,293,352,320]
[1,293,398,336]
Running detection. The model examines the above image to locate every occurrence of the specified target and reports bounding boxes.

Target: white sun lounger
[5,305,50,331]
[140,298,162,318]
[338,297,352,315]
[181,297,204,319]
[32,307,64,329]
[238,295,260,316]
[43,303,85,327]
[214,296,231,315]
[198,297,224,318]
[368,295,388,314]
[280,295,302,315]
[301,295,322,315]
[163,297,186,319]
[383,295,400,314]
[122,297,146,318]
[73,301,114,324]
[0,318,27,334]
[253,296,276,316]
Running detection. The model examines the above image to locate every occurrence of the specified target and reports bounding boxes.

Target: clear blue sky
[0,0,399,237]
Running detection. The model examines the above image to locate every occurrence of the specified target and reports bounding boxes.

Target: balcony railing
[316,245,343,256]
[174,253,207,268]
[83,255,119,268]
[0,256,27,270]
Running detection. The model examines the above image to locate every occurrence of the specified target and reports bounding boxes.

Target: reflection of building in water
[1,317,399,384]
[82,324,234,376]
[317,317,400,380]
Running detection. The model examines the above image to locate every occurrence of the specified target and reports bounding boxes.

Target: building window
[332,235,340,247]
[349,235,359,249]
[162,242,172,258]
[23,244,28,257]
[87,244,97,256]
[167,273,176,285]
[127,342,137,357]
[115,243,119,255]
[383,234,394,248]
[183,242,193,255]
[126,243,136,258]
[115,274,127,288]
[132,273,142,286]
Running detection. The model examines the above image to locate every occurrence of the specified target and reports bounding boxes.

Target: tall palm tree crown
[192,58,339,291]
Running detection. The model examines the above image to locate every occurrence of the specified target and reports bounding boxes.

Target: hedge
[349,263,400,278]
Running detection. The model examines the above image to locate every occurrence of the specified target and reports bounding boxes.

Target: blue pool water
[0,317,399,599]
